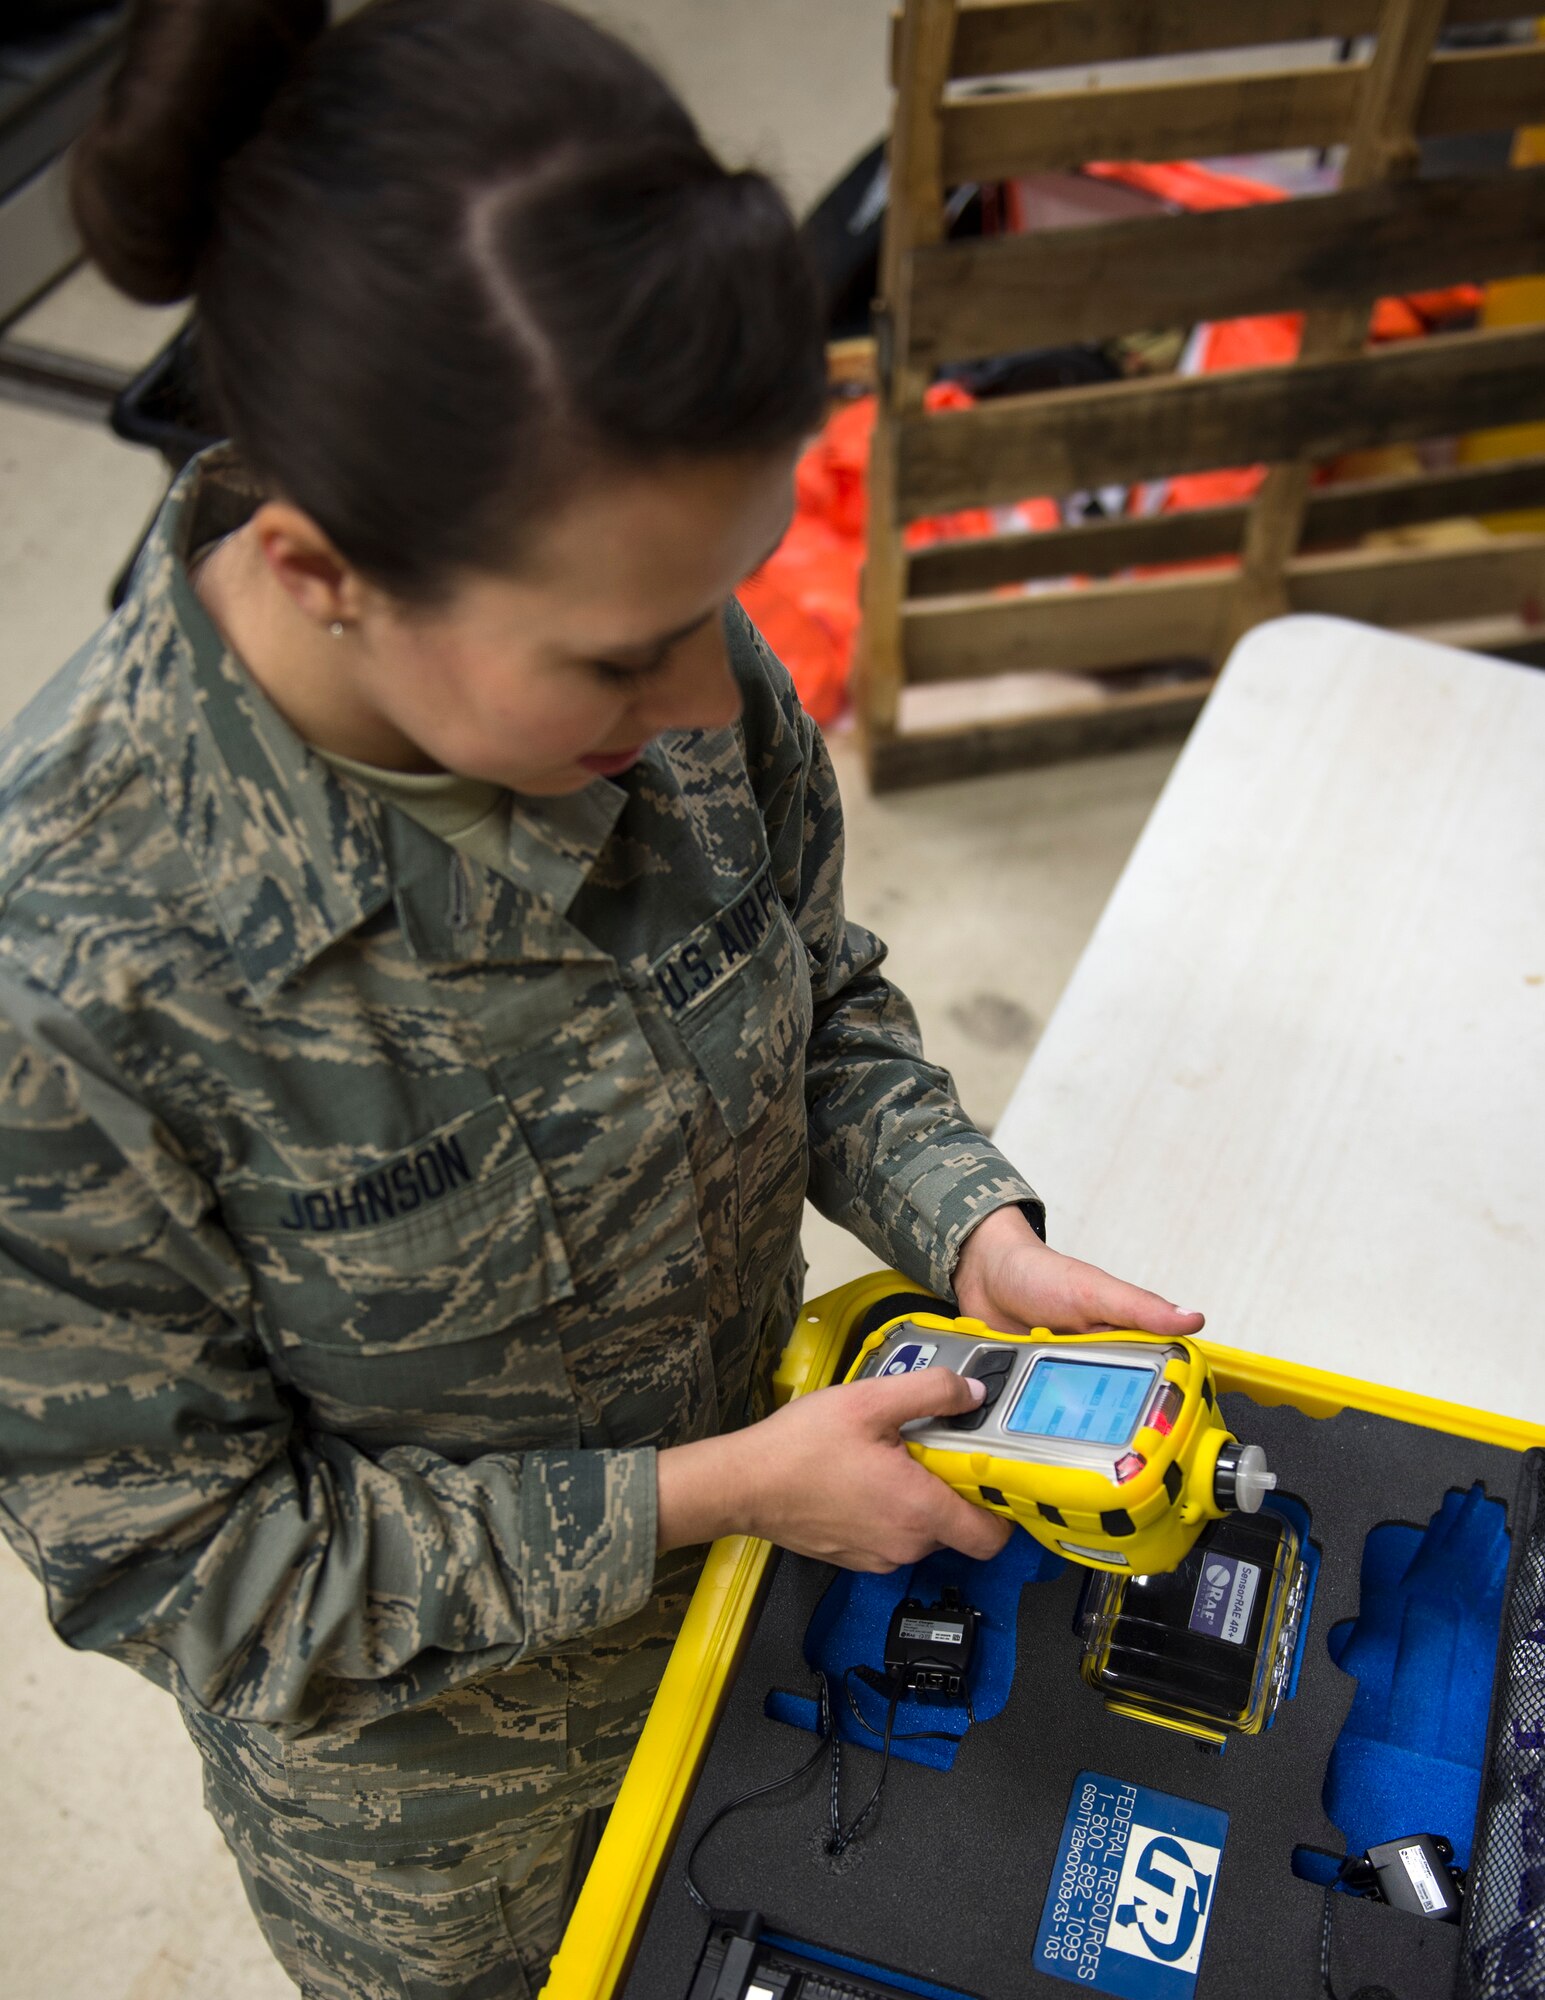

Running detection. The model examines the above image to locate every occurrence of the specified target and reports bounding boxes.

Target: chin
[505,765,600,797]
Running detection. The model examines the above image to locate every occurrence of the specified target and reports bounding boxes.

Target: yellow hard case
[541,1271,1545,2000]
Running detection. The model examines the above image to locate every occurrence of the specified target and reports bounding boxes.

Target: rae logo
[880,1341,937,1377]
[1198,1563,1232,1613]
[1107,1826,1221,1974]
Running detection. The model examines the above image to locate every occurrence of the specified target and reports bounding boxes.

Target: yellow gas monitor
[845,1313,1276,1574]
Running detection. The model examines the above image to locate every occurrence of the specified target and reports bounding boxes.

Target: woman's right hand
[656,1370,1014,1570]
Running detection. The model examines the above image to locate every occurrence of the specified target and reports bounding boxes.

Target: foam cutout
[1315,1484,1509,1876]
[764,1533,1065,1769]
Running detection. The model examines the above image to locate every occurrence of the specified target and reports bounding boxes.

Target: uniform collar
[121,446,627,1000]
[502,783,627,912]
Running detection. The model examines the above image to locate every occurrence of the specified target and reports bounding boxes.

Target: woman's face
[343,446,800,794]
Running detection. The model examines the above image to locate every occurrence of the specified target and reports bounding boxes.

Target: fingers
[1080,1269,1205,1338]
[854,1472,1016,1570]
[956,1233,1206,1340]
[1036,1257,1204,1338]
[934,1488,1016,1562]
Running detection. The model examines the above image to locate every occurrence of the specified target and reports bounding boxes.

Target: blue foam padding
[764,1532,1064,1771]
[1316,1484,1509,1875]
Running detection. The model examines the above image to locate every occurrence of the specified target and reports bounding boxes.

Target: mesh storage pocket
[1459,1449,1545,1999]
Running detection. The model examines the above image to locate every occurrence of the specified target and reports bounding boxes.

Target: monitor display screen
[1005,1359,1156,1447]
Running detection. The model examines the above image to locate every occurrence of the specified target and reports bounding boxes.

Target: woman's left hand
[952,1204,1204,1340]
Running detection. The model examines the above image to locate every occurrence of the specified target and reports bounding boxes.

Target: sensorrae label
[1188,1554,1260,1647]
[1033,1773,1227,1999]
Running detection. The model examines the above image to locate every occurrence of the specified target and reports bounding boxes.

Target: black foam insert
[624,1395,1527,2000]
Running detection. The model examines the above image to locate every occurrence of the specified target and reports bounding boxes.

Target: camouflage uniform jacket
[0,449,1041,1817]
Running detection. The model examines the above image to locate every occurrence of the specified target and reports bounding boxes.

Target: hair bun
[72,0,327,304]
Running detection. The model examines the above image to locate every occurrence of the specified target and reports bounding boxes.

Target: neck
[192,529,439,771]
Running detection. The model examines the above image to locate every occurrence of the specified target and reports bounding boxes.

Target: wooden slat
[1409,617,1545,666]
[943,0,1514,79]
[1305,455,1545,541]
[863,0,959,745]
[896,323,1545,516]
[881,2,956,394]
[1287,531,1545,624]
[869,681,1208,791]
[1418,43,1545,140]
[939,46,1545,180]
[941,62,1358,179]
[899,535,1545,693]
[908,166,1545,364]
[909,508,1245,594]
[904,572,1235,679]
[949,0,1378,77]
[905,455,1545,595]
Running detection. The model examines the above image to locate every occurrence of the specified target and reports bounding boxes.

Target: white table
[992,614,1545,1424]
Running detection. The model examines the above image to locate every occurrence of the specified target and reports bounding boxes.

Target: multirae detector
[846,1312,1275,1574]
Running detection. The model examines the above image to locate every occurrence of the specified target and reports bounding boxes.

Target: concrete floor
[0,7,1179,1995]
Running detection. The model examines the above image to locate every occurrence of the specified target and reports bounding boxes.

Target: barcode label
[1399,1845,1447,1915]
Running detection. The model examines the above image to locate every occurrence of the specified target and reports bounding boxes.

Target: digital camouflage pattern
[0,447,1042,1994]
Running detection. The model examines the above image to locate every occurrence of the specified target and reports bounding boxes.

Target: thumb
[860,1365,987,1432]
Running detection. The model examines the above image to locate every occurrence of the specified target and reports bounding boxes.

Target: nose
[634,620,743,738]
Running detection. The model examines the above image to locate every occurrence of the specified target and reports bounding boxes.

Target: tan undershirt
[316,747,513,872]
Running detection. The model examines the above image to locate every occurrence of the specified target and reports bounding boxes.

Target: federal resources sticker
[1033,1772,1227,2000]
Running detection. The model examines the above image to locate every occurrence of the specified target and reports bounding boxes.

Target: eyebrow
[588,522,793,668]
[603,608,717,670]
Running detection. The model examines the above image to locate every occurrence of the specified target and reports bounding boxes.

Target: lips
[577,746,642,777]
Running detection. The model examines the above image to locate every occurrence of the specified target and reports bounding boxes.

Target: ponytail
[73,0,326,303]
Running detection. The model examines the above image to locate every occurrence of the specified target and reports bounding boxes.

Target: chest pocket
[220,1100,578,1450]
[650,866,814,1318]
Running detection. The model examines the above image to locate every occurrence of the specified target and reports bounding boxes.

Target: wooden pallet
[860,0,1545,788]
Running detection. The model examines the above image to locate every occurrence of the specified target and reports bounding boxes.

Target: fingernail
[967,1376,987,1404]
[1177,1308,1203,1319]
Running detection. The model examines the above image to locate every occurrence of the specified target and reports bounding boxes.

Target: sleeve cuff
[510,1446,659,1654]
[865,1136,1046,1302]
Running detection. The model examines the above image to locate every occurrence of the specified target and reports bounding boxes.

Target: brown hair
[73,0,827,597]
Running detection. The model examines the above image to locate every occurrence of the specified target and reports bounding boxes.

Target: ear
[248,501,369,631]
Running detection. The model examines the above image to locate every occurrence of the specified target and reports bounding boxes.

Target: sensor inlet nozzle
[1213,1440,1277,1513]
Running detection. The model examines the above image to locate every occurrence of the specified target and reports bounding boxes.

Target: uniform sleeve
[0,986,655,1730]
[731,609,1045,1299]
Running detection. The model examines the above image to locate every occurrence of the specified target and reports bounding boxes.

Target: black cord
[826,1680,899,1856]
[686,1657,982,1921]
[684,1672,834,1928]
[1320,1878,1399,2000]
[1321,1883,1338,2000]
